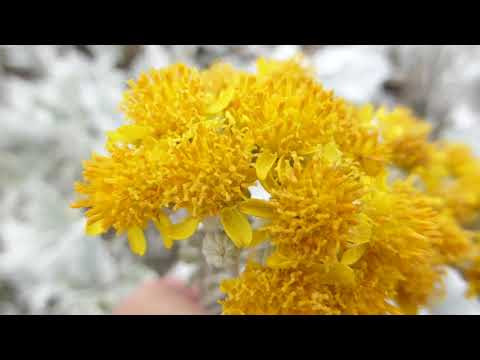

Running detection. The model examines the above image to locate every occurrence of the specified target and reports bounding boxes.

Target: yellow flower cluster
[72,56,480,314]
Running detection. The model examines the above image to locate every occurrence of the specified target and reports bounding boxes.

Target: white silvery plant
[202,231,239,269]
[311,45,393,105]
[0,45,161,314]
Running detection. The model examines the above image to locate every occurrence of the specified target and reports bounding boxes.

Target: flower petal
[127,226,147,256]
[150,140,170,162]
[153,212,175,249]
[341,243,369,266]
[86,220,106,236]
[259,170,277,193]
[169,217,200,240]
[239,199,274,219]
[220,207,252,248]
[206,87,235,114]
[108,124,151,145]
[323,141,342,164]
[325,263,355,286]
[153,212,171,232]
[250,229,270,247]
[163,236,174,249]
[266,251,296,268]
[350,214,372,245]
[256,149,277,181]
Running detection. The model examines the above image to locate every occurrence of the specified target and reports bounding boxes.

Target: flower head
[72,55,480,314]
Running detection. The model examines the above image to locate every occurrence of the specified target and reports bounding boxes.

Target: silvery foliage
[311,45,393,105]
[0,45,158,314]
[384,45,480,153]
[202,231,239,269]
[0,45,479,314]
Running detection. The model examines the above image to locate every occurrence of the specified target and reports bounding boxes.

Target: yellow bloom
[414,142,480,225]
[361,181,445,313]
[335,103,390,176]
[72,55,480,314]
[159,123,257,218]
[377,106,432,170]
[121,64,206,138]
[464,249,480,298]
[72,146,166,235]
[264,154,367,263]
[220,262,400,315]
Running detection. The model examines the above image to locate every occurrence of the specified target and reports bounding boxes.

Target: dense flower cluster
[72,56,480,314]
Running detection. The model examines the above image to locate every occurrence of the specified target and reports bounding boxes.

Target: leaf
[239,199,274,219]
[341,243,369,266]
[256,149,278,181]
[220,207,252,248]
[127,226,147,256]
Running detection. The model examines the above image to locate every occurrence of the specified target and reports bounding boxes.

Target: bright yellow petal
[341,243,369,266]
[108,124,151,145]
[153,212,175,249]
[85,221,106,236]
[169,217,200,240]
[266,251,296,269]
[151,140,170,162]
[220,207,252,248]
[127,226,147,256]
[275,156,297,184]
[350,213,372,245]
[250,229,270,247]
[206,87,235,114]
[239,199,274,219]
[256,57,268,76]
[259,170,277,193]
[324,263,355,286]
[357,104,374,124]
[153,212,171,232]
[163,236,174,250]
[256,149,278,181]
[362,156,384,176]
[323,141,342,164]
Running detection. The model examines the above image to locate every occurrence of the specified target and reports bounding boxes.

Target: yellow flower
[464,247,480,298]
[377,106,432,170]
[227,176,449,314]
[414,142,480,225]
[72,55,480,314]
[261,153,367,264]
[229,58,356,181]
[72,146,166,235]
[220,262,401,315]
[121,64,206,138]
[256,55,312,81]
[361,181,445,313]
[159,123,257,217]
[335,103,390,177]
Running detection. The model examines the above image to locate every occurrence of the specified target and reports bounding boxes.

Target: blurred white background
[0,45,479,314]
